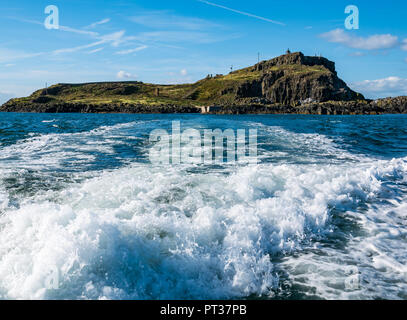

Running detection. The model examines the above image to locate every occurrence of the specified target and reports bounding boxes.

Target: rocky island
[1,51,406,115]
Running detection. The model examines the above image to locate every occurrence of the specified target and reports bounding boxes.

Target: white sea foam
[260,125,364,163]
[279,158,407,299]
[0,121,144,171]
[0,154,405,299]
[0,120,406,300]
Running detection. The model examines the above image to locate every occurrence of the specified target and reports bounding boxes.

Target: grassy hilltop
[5,56,346,106]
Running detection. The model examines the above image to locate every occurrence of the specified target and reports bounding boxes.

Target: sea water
[0,113,406,300]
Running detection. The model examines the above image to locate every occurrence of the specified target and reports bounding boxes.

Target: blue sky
[0,0,407,103]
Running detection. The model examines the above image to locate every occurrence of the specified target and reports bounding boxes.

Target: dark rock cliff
[231,52,362,105]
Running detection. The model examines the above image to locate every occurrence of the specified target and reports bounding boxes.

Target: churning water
[0,113,406,300]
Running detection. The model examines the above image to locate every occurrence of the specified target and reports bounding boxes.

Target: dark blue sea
[0,112,406,299]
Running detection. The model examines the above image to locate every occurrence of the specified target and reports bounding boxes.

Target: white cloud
[14,17,131,51]
[117,71,134,79]
[59,25,99,37]
[13,14,233,58]
[99,30,126,47]
[53,31,130,55]
[9,17,99,37]
[352,76,407,98]
[8,18,134,58]
[87,48,104,54]
[53,40,106,54]
[320,29,399,50]
[180,69,188,76]
[85,18,111,29]
[349,51,366,57]
[402,39,407,51]
[115,45,148,55]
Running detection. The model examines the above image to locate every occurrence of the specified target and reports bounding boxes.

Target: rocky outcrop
[232,52,362,105]
[254,52,336,74]
[263,72,361,105]
[370,96,407,113]
[216,97,407,115]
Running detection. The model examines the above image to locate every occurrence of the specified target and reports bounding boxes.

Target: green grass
[221,70,262,81]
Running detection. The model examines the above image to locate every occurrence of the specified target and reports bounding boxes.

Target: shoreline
[1,98,407,115]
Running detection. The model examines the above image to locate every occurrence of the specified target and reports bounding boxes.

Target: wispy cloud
[115,45,148,55]
[128,30,239,44]
[402,39,407,51]
[0,48,45,63]
[59,25,99,37]
[9,14,233,58]
[197,0,285,26]
[320,29,399,50]
[52,40,107,54]
[8,17,100,37]
[6,16,42,26]
[87,47,105,54]
[130,10,219,30]
[349,51,366,57]
[99,30,127,47]
[85,18,111,29]
[52,30,132,54]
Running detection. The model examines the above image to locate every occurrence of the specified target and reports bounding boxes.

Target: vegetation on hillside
[1,52,369,113]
